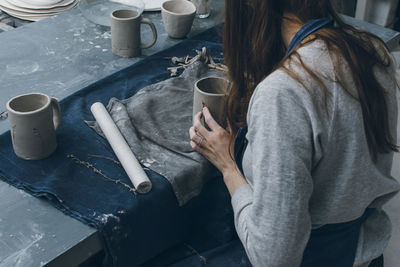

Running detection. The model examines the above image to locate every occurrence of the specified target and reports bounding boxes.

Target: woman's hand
[189,107,236,176]
[189,107,248,196]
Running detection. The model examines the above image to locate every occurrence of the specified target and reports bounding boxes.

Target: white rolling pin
[90,102,152,194]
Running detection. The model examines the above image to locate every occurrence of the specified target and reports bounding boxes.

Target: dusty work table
[0,6,399,266]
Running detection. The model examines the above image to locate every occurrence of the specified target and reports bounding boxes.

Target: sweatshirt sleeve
[231,76,316,267]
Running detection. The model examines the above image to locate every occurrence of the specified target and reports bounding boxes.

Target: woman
[189,0,400,266]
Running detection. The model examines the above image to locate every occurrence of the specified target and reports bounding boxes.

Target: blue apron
[233,18,383,267]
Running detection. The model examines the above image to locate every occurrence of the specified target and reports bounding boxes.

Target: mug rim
[195,76,230,96]
[6,92,51,116]
[111,9,142,20]
[161,0,196,16]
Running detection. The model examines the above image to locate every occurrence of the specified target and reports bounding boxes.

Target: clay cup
[193,77,231,128]
[111,9,157,58]
[161,0,196,39]
[6,93,62,160]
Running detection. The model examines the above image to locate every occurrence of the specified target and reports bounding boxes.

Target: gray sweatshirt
[232,40,400,267]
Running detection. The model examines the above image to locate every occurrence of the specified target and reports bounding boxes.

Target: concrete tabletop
[0,4,399,266]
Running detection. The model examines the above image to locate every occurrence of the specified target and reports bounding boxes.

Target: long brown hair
[224,0,399,162]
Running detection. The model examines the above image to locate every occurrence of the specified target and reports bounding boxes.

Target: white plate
[0,0,76,21]
[0,5,55,18]
[0,6,56,15]
[3,12,50,20]
[0,3,75,15]
[19,0,62,6]
[143,0,167,11]
[1,0,76,13]
[7,0,74,9]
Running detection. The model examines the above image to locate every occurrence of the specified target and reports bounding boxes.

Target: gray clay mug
[6,93,61,160]
[111,9,157,58]
[161,0,196,39]
[193,77,231,128]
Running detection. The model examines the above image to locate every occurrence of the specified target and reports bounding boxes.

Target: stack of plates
[0,0,77,21]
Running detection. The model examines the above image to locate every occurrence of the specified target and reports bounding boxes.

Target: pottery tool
[90,102,152,194]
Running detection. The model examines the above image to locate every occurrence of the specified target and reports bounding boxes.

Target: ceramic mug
[110,9,157,58]
[6,93,61,160]
[161,0,196,39]
[193,77,231,128]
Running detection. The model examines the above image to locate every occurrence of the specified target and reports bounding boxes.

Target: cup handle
[140,17,157,49]
[51,98,62,130]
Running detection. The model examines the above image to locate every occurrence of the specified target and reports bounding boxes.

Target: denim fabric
[141,173,236,266]
[0,26,232,267]
[169,209,372,267]
[168,239,246,267]
[369,255,384,267]
[300,209,373,267]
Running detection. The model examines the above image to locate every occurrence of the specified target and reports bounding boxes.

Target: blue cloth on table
[0,26,236,267]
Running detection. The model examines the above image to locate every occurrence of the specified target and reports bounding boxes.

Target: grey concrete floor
[384,51,400,267]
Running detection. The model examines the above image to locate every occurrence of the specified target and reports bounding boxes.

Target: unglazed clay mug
[161,0,196,39]
[110,9,157,58]
[193,77,231,128]
[6,93,61,160]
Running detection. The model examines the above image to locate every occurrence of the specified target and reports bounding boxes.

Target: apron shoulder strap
[286,18,333,55]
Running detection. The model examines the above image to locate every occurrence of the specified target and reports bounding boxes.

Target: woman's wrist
[222,164,248,196]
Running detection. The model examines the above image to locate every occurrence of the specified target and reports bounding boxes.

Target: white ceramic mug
[161,0,196,39]
[6,93,61,160]
[193,77,231,128]
[111,9,157,58]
